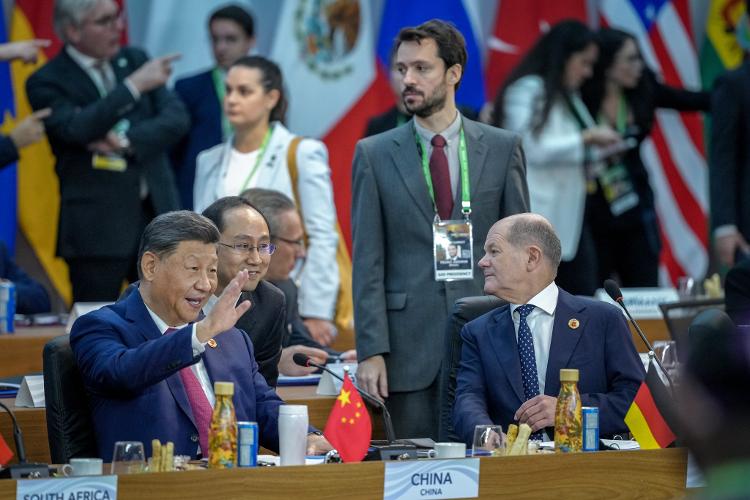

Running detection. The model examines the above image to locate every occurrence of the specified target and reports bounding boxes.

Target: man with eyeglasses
[241,188,356,361]
[202,196,328,385]
[26,0,189,303]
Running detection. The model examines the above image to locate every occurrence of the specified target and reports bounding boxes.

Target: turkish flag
[485,0,589,101]
[323,372,372,462]
[0,432,13,466]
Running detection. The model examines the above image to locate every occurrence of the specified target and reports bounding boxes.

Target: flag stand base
[366,441,418,461]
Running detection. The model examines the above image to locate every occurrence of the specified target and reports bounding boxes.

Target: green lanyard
[211,67,233,140]
[597,94,629,133]
[415,126,472,218]
[238,126,273,192]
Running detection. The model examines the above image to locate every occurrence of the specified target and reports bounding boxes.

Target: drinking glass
[653,340,679,384]
[111,441,146,474]
[471,425,504,457]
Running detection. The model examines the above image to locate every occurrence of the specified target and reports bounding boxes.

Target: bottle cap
[560,369,579,382]
[279,404,308,416]
[214,381,234,396]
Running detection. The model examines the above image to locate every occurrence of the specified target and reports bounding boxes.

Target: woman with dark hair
[581,28,710,286]
[194,55,340,344]
[494,20,620,295]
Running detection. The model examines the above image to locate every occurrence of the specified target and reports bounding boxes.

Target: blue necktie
[516,304,544,440]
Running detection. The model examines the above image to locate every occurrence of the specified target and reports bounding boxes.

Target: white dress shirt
[66,45,140,99]
[510,281,559,395]
[143,303,215,408]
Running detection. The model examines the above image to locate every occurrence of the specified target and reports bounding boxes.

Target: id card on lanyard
[416,125,474,281]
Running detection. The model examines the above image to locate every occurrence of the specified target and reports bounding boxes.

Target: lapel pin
[117,57,127,68]
[568,318,580,330]
[207,338,218,349]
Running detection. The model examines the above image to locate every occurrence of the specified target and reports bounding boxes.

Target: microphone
[604,279,675,390]
[0,400,48,478]
[292,353,397,443]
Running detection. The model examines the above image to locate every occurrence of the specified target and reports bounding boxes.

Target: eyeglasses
[218,242,276,255]
[88,10,122,28]
[272,235,305,249]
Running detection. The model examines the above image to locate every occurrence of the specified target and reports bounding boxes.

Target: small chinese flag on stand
[324,372,372,462]
[0,432,14,466]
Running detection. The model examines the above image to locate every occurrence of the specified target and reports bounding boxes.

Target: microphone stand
[0,400,49,479]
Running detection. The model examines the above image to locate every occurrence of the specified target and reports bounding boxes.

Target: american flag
[599,0,709,285]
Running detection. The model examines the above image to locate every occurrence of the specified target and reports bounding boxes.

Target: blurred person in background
[493,20,620,296]
[710,1,750,269]
[0,39,52,168]
[193,55,339,347]
[172,4,256,209]
[679,308,750,498]
[26,0,188,302]
[581,28,710,287]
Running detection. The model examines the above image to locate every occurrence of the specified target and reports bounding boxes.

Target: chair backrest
[438,295,506,442]
[43,335,98,463]
[658,298,725,363]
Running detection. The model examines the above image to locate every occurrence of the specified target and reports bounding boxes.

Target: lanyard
[238,126,273,192]
[415,126,472,218]
[597,94,629,133]
[211,67,232,140]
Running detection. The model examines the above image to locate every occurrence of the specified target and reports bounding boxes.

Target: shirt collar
[414,110,462,145]
[66,44,106,71]
[511,281,559,316]
[140,290,188,334]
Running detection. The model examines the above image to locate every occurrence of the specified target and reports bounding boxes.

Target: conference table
[0,448,689,499]
[0,320,673,379]
[0,385,385,465]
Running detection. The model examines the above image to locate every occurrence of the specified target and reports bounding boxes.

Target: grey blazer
[351,116,529,393]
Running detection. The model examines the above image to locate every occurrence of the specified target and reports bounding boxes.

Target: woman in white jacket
[494,20,620,295]
[194,56,339,345]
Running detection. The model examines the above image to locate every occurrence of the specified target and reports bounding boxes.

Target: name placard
[17,475,117,500]
[383,458,479,500]
[595,287,679,319]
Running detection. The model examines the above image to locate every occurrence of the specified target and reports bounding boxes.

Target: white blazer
[503,75,587,261]
[194,122,340,320]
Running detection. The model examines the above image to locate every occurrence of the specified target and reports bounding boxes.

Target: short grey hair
[506,216,562,269]
[54,0,101,41]
[240,188,297,237]
[137,211,220,279]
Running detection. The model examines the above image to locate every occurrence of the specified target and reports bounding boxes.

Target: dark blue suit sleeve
[580,309,645,435]
[0,243,50,314]
[0,135,19,169]
[70,314,198,396]
[452,324,494,445]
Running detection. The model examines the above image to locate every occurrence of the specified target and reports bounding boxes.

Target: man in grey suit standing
[352,19,529,439]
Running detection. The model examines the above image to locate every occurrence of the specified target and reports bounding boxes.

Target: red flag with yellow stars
[323,372,371,462]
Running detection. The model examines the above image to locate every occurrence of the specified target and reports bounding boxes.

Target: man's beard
[402,83,448,118]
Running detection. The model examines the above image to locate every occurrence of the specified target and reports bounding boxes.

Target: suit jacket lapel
[454,118,488,219]
[487,307,525,403]
[544,289,587,395]
[59,47,102,101]
[124,291,197,427]
[110,50,131,85]
[389,121,435,224]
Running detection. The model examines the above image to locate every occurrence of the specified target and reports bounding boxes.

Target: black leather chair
[43,335,98,463]
[438,295,506,442]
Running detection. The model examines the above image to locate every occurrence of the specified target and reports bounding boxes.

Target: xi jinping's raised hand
[196,269,251,342]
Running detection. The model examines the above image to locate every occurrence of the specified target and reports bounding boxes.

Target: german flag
[624,362,677,449]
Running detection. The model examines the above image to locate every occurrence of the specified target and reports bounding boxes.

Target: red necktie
[430,134,453,220]
[165,328,213,455]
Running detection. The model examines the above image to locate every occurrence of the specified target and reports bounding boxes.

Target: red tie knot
[431,134,447,148]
